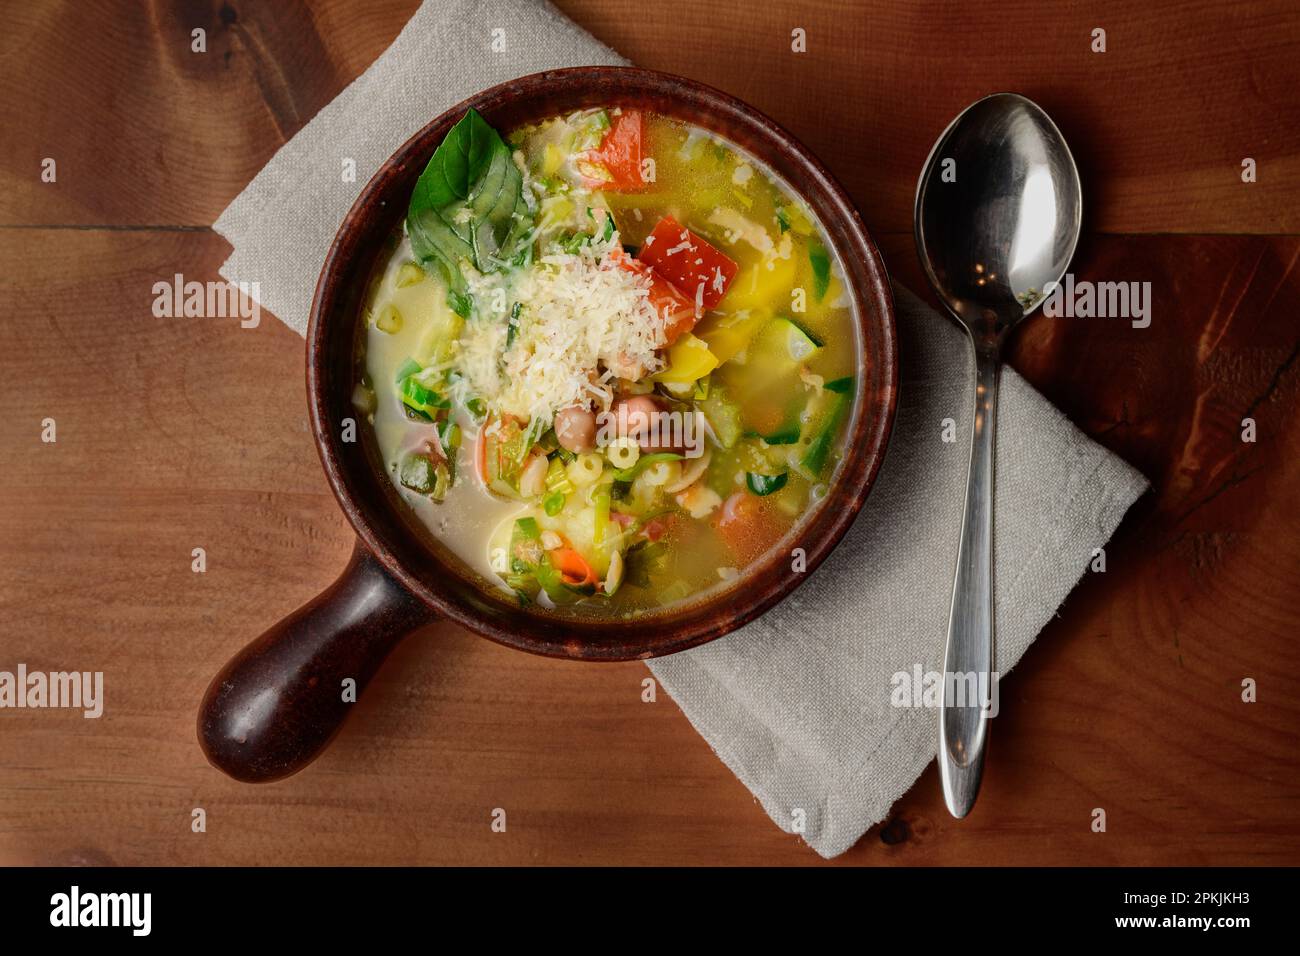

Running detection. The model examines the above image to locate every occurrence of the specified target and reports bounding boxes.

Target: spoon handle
[939,345,1000,818]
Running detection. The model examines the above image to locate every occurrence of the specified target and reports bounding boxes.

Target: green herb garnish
[407,109,534,318]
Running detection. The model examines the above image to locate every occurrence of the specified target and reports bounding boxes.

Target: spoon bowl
[914,93,1082,818]
[917,93,1082,346]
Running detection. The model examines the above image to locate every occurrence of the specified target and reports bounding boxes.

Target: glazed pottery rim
[306,65,898,661]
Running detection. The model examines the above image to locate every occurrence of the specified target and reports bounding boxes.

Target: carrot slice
[549,547,598,587]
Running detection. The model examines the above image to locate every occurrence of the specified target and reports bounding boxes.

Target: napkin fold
[215,0,1148,858]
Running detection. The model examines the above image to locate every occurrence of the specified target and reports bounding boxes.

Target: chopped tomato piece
[637,216,739,311]
[549,547,598,587]
[581,110,645,191]
[609,248,697,345]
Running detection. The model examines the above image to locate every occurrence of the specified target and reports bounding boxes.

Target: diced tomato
[637,216,739,311]
[609,248,697,345]
[582,110,645,191]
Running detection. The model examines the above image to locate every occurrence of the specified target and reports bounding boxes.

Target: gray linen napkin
[214,0,1148,858]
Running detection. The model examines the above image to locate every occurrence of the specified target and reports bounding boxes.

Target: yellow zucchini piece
[542,143,565,176]
[652,333,720,384]
[724,256,797,313]
[694,309,769,364]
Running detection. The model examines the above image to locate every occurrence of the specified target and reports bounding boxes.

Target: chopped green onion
[776,206,791,233]
[545,457,574,494]
[394,358,422,384]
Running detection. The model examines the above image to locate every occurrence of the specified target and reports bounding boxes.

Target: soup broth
[355,107,859,617]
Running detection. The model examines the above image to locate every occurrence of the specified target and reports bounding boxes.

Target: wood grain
[0,0,1298,865]
[4,0,1296,234]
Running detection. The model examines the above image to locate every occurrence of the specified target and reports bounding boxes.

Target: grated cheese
[451,234,665,426]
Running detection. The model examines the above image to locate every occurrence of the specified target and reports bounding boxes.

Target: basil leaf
[407,109,535,318]
[411,109,498,210]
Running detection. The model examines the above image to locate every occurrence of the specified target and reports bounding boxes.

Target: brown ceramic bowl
[198,66,897,783]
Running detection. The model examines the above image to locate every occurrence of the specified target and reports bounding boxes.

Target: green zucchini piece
[744,424,800,445]
[399,453,450,501]
[797,386,850,478]
[400,376,449,415]
[809,244,831,301]
[509,517,543,572]
[752,315,823,365]
[746,471,788,496]
[699,389,742,448]
[399,453,435,493]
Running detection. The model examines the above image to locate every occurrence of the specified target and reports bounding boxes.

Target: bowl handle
[197,540,435,782]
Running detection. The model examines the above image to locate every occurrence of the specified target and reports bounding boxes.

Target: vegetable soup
[354,107,859,616]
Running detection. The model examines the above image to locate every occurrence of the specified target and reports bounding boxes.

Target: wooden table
[1,0,1297,866]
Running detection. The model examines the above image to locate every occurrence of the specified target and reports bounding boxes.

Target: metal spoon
[914,93,1082,818]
